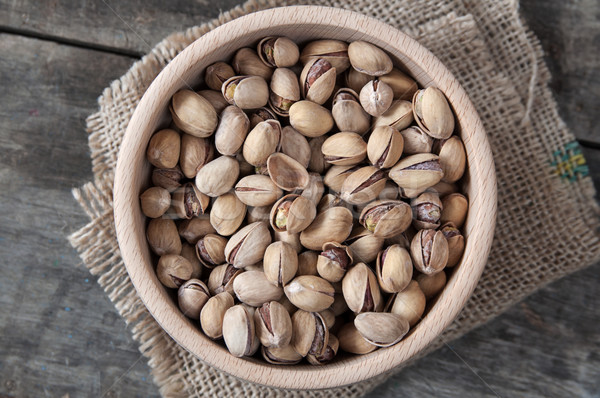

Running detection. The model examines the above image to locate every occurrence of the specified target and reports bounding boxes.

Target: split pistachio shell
[307,334,339,365]
[323,165,361,194]
[379,68,418,101]
[263,241,298,287]
[410,229,448,275]
[147,129,180,169]
[205,61,235,91]
[258,36,300,68]
[372,100,414,131]
[170,89,218,137]
[416,271,447,299]
[156,254,192,289]
[440,222,465,267]
[233,270,283,306]
[214,106,250,156]
[345,68,374,94]
[195,234,227,268]
[297,251,319,276]
[300,39,350,73]
[195,156,239,197]
[440,193,468,228]
[367,125,404,168]
[300,206,354,250]
[200,291,234,339]
[412,87,455,139]
[207,264,242,296]
[209,193,246,236]
[284,275,335,312]
[331,88,371,134]
[307,136,329,174]
[267,152,310,191]
[254,301,293,348]
[360,79,394,117]
[152,166,183,192]
[177,279,210,319]
[172,183,210,219]
[340,166,387,205]
[280,126,311,168]
[399,126,433,155]
[387,280,426,327]
[300,58,337,105]
[348,41,393,76]
[225,222,272,268]
[291,310,330,357]
[147,218,182,256]
[354,312,409,347]
[321,132,367,166]
[198,89,230,115]
[342,262,382,313]
[344,226,384,264]
[140,187,171,218]
[249,106,278,129]
[222,305,256,357]
[262,344,303,365]
[289,100,334,138]
[243,120,281,167]
[232,47,273,80]
[375,245,413,293]
[338,323,377,354]
[316,242,353,283]
[411,192,442,229]
[222,75,269,109]
[235,174,283,207]
[270,194,317,234]
[434,136,466,183]
[178,216,215,244]
[389,153,444,194]
[180,134,214,178]
[359,200,412,238]
[269,67,301,116]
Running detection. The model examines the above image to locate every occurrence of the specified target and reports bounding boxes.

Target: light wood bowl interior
[113,6,497,389]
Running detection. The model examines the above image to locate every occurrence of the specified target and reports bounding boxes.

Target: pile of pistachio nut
[141,37,468,365]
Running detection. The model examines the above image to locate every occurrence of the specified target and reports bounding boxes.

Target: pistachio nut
[379,68,418,101]
[147,218,182,256]
[263,241,298,287]
[372,100,414,131]
[344,226,384,264]
[345,68,374,94]
[180,242,202,279]
[261,344,303,365]
[222,75,269,109]
[214,105,250,156]
[340,166,387,205]
[172,183,210,219]
[267,152,310,191]
[300,172,325,205]
[195,156,239,197]
[321,132,367,166]
[410,229,449,275]
[284,275,335,312]
[440,222,465,267]
[233,270,283,306]
[152,166,183,192]
[246,205,272,224]
[348,41,393,76]
[412,87,455,139]
[300,58,337,105]
[269,68,301,116]
[389,153,444,194]
[156,254,192,289]
[289,100,334,138]
[307,136,329,174]
[140,186,171,218]
[242,120,281,167]
[342,262,382,313]
[198,89,230,114]
[440,193,468,228]
[232,47,273,81]
[300,206,354,250]
[399,126,433,155]
[205,61,235,91]
[375,244,413,293]
[225,222,272,268]
[434,135,466,183]
[258,36,299,68]
[386,280,426,327]
[291,310,330,356]
[337,322,377,354]
[147,129,180,169]
[235,174,283,207]
[331,88,371,134]
[207,263,242,296]
[179,134,214,178]
[300,39,350,74]
[354,312,409,347]
[316,242,353,283]
[279,126,311,168]
[254,301,293,348]
[411,192,442,229]
[177,279,210,319]
[323,164,361,193]
[297,250,319,276]
[307,334,339,365]
[200,291,234,339]
[274,230,303,254]
[367,125,404,169]
[416,271,447,299]
[170,89,218,137]
[178,216,215,244]
[222,305,257,357]
[248,106,278,129]
[359,79,393,117]
[195,233,227,269]
[270,194,316,234]
[209,193,247,236]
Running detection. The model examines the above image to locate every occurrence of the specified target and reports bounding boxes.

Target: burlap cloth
[69,0,600,396]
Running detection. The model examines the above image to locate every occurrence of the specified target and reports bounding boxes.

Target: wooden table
[0,1,598,396]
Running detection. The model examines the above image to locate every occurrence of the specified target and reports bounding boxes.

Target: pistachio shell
[267,152,310,191]
[411,192,442,230]
[300,58,337,105]
[214,106,250,156]
[344,226,384,264]
[291,310,330,357]
[195,156,239,197]
[410,229,448,275]
[338,323,377,354]
[232,47,273,80]
[170,89,218,137]
[359,200,413,239]
[307,136,329,174]
[297,251,319,276]
[147,129,180,169]
[198,89,230,114]
[222,75,269,109]
[440,193,468,228]
[367,125,404,168]
[386,280,426,327]
[379,68,418,100]
[205,61,235,91]
[177,279,210,319]
[209,193,246,236]
[179,134,214,178]
[254,301,293,348]
[331,88,371,134]
[342,262,382,313]
[348,41,393,76]
[222,305,256,357]
[140,187,171,218]
[147,218,182,256]
[235,174,283,207]
[289,100,334,137]
[207,264,242,296]
[178,216,215,244]
[246,205,272,224]
[340,166,387,205]
[269,67,301,116]
[200,292,234,339]
[323,165,361,193]
[156,254,192,289]
[263,241,298,287]
[262,344,303,365]
[280,126,311,168]
[345,68,374,94]
[180,243,202,279]
[316,242,353,283]
[274,230,303,254]
[412,87,455,139]
[399,126,433,155]
[258,36,299,68]
[372,100,414,131]
[321,132,367,166]
[375,245,413,293]
[434,136,466,183]
[354,312,409,347]
[284,275,335,313]
[300,172,325,206]
[233,270,283,306]
[360,79,394,117]
[270,194,317,234]
[171,183,210,219]
[152,166,183,192]
[225,222,272,268]
[300,39,350,73]
[388,153,444,194]
[195,234,227,268]
[300,207,354,250]
[242,120,281,167]
[416,271,447,299]
[440,222,465,267]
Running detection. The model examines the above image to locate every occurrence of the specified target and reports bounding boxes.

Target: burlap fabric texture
[69,0,600,396]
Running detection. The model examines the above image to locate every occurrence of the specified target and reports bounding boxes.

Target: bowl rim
[114,5,497,390]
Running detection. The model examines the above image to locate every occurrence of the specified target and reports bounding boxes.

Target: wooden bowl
[114,6,497,389]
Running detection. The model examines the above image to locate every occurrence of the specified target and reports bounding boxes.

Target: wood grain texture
[113,6,496,389]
